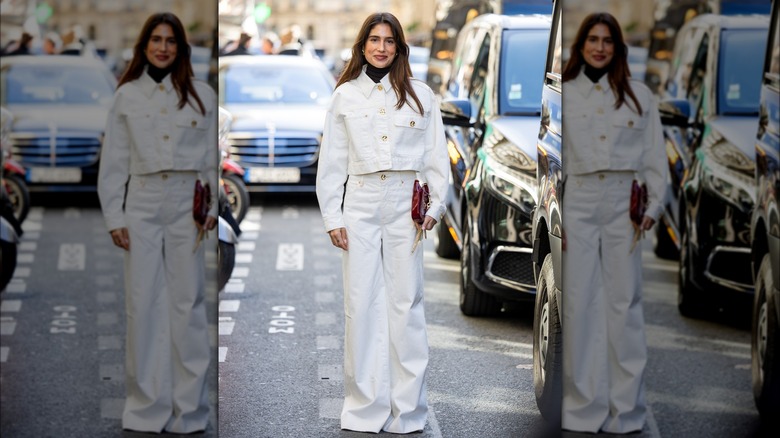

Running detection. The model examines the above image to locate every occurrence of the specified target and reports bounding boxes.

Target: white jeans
[340,170,429,433]
[561,171,647,433]
[122,171,210,433]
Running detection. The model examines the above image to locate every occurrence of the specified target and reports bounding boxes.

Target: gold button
[628,120,634,128]
[159,84,165,91]
[410,121,416,127]
[162,173,168,180]
[163,135,170,141]
[599,135,606,141]
[379,108,386,115]
[377,84,384,91]
[380,174,387,180]
[594,84,602,91]
[161,108,167,114]
[191,120,197,127]
[596,108,604,114]
[599,174,605,180]
[381,135,388,141]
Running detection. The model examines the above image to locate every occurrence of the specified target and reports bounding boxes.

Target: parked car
[0,55,117,191]
[531,0,562,426]
[218,55,335,192]
[627,45,648,82]
[750,0,780,423]
[657,14,769,316]
[408,45,430,82]
[438,13,550,316]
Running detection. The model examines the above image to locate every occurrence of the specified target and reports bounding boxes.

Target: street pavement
[0,193,773,437]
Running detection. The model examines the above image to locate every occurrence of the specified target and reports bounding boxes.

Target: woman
[97,12,217,434]
[315,12,448,434]
[560,12,666,434]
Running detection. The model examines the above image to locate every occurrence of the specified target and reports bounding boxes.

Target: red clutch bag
[193,179,211,226]
[411,179,430,224]
[629,179,648,226]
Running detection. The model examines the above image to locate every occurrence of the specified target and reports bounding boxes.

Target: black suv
[750,0,780,423]
[438,13,551,316]
[530,0,562,426]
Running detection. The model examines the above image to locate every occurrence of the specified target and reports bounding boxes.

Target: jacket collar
[573,65,612,99]
[138,65,174,99]
[355,64,393,98]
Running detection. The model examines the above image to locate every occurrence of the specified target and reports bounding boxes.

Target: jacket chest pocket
[344,108,375,160]
[176,113,208,131]
[393,111,429,153]
[611,112,647,145]
[124,107,157,151]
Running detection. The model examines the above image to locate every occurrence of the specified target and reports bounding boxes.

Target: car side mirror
[659,99,690,127]
[441,99,473,127]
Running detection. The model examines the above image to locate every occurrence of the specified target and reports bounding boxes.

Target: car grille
[11,134,100,167]
[487,248,535,287]
[705,245,753,290]
[229,131,319,166]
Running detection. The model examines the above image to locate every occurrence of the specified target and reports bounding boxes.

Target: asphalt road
[0,192,773,437]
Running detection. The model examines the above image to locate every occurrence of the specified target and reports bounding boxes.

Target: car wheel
[222,173,249,224]
[752,254,780,423]
[677,226,706,318]
[3,174,30,224]
[217,240,236,292]
[653,216,678,260]
[459,222,501,316]
[533,253,562,426]
[435,218,459,259]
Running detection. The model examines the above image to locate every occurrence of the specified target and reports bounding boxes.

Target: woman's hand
[640,215,655,232]
[109,228,130,251]
[197,215,218,232]
[329,227,348,251]
[416,215,438,231]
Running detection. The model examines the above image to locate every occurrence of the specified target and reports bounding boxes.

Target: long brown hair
[562,12,642,115]
[118,12,205,115]
[337,12,424,115]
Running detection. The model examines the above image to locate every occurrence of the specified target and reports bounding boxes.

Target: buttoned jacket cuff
[646,202,663,222]
[428,202,446,222]
[105,215,127,233]
[323,217,345,233]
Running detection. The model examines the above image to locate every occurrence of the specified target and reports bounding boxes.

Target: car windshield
[718,28,766,115]
[222,64,332,105]
[1,63,115,105]
[409,48,429,64]
[499,29,547,115]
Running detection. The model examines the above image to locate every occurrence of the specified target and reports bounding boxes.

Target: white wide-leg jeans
[340,170,429,433]
[561,170,647,434]
[122,171,211,433]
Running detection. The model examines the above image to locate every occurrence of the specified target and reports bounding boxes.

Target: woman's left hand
[640,215,655,232]
[198,215,218,232]
[417,215,438,231]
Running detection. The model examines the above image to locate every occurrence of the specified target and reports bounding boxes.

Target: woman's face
[145,23,177,69]
[363,23,396,69]
[582,23,614,69]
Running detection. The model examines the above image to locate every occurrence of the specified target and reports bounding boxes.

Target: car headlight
[482,145,536,214]
[708,140,754,175]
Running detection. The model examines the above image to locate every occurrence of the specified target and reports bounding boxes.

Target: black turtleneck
[584,63,608,83]
[147,63,172,84]
[366,63,391,84]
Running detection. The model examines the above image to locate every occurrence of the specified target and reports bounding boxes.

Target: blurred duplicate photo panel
[1,0,220,436]
[216,0,565,437]
[559,0,775,437]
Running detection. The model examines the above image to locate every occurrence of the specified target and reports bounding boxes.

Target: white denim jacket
[562,68,667,220]
[98,69,218,231]
[316,67,449,232]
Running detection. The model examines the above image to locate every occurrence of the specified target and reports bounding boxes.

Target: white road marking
[219,300,241,312]
[16,253,34,263]
[240,220,261,231]
[99,364,124,382]
[219,318,235,335]
[13,267,30,277]
[1,317,17,335]
[316,335,339,350]
[315,292,335,303]
[232,267,250,278]
[0,300,22,312]
[241,231,259,240]
[97,312,118,325]
[646,405,661,438]
[19,242,37,251]
[315,312,336,325]
[26,207,44,220]
[235,253,253,263]
[276,243,304,270]
[64,208,80,218]
[428,405,444,438]
[224,280,245,293]
[5,280,26,293]
[57,243,85,270]
[318,398,342,419]
[22,221,42,231]
[100,398,124,419]
[97,335,121,350]
[0,346,8,362]
[237,241,256,251]
[313,261,332,270]
[314,275,333,287]
[318,364,343,381]
[218,347,228,362]
[282,207,299,219]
